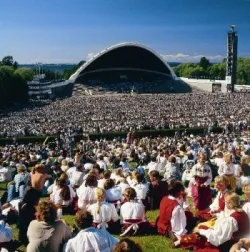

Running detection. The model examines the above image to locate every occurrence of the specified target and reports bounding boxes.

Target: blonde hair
[214,175,229,188]
[61,159,68,166]
[224,152,232,164]
[198,153,206,162]
[242,183,250,194]
[241,155,250,165]
[95,188,105,214]
[225,191,242,211]
[131,170,139,180]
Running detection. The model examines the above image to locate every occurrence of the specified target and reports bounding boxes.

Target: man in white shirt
[64,210,118,252]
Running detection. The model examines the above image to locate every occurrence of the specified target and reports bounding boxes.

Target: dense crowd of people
[0,93,250,137]
[0,131,250,251]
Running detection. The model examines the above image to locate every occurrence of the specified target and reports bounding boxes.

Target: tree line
[0,56,35,107]
[172,57,250,85]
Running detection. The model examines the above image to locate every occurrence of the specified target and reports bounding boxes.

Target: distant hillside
[19,64,77,73]
[19,62,181,73]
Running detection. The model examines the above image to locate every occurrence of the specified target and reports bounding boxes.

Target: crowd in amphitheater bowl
[0,92,250,137]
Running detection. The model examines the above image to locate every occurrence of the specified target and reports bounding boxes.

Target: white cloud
[87,52,96,60]
[161,53,224,63]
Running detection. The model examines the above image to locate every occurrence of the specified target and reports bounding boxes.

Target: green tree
[63,60,86,79]
[14,68,35,81]
[199,57,210,70]
[0,65,28,106]
[1,56,14,66]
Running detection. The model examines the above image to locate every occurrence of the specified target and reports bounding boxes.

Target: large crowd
[0,131,250,251]
[0,93,250,137]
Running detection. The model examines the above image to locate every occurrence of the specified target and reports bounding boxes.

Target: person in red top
[156,180,189,241]
[196,175,230,222]
[172,192,250,252]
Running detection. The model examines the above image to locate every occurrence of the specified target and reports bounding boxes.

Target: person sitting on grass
[195,175,230,222]
[6,164,29,202]
[87,188,120,233]
[50,178,76,214]
[156,180,188,242]
[173,192,250,251]
[147,170,168,210]
[64,209,118,252]
[77,175,98,210]
[27,201,72,252]
[113,238,144,252]
[120,188,151,236]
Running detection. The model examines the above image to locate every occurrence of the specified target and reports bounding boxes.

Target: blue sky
[0,0,249,63]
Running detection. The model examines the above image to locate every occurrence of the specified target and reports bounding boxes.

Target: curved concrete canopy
[69,42,176,82]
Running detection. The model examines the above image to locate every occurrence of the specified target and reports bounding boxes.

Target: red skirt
[191,183,212,210]
[180,233,234,252]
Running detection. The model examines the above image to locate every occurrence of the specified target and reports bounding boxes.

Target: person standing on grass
[190,153,212,210]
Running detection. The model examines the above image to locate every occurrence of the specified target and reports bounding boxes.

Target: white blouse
[87,202,119,226]
[209,191,225,212]
[168,196,187,237]
[105,187,122,202]
[117,182,130,194]
[199,211,238,247]
[64,227,118,252]
[132,183,149,200]
[50,185,76,206]
[243,202,250,223]
[191,163,212,185]
[77,186,97,210]
[218,162,237,176]
[120,201,145,222]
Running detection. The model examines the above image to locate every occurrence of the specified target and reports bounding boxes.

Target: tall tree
[1,56,14,66]
[199,57,210,70]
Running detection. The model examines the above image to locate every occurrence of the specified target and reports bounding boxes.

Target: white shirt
[97,160,107,171]
[243,202,250,223]
[71,171,84,187]
[66,167,76,180]
[50,185,76,206]
[209,190,228,214]
[132,183,149,200]
[105,187,122,202]
[199,210,238,247]
[2,198,21,215]
[64,227,118,252]
[191,163,212,185]
[97,179,107,189]
[120,201,145,222]
[168,196,187,237]
[110,174,124,184]
[87,202,119,225]
[147,161,161,174]
[117,182,130,194]
[77,186,97,210]
[218,162,237,176]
